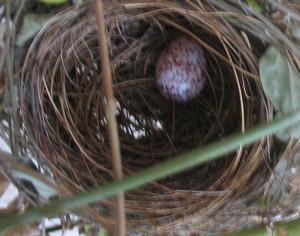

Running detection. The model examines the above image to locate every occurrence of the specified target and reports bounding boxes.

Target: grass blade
[1,110,300,232]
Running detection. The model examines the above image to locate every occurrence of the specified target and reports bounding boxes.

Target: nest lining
[20,0,280,234]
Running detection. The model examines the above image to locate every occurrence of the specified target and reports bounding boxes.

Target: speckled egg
[155,35,207,102]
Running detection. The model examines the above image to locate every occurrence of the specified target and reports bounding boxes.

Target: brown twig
[94,1,125,235]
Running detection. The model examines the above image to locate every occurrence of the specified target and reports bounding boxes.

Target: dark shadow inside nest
[113,64,258,191]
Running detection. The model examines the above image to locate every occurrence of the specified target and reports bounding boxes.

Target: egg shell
[155,35,207,102]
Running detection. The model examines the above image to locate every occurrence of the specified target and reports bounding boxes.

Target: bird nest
[19,0,299,234]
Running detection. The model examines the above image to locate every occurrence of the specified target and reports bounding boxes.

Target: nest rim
[19,1,285,234]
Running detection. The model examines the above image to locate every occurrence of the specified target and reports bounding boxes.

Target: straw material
[19,0,300,234]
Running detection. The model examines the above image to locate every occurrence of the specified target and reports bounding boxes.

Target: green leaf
[16,13,52,47]
[38,0,68,4]
[259,46,300,139]
[99,228,108,236]
[225,16,240,24]
[16,9,77,47]
[11,169,57,199]
[246,0,263,13]
[261,157,289,209]
[10,159,57,199]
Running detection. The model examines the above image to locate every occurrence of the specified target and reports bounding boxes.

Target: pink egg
[155,35,207,102]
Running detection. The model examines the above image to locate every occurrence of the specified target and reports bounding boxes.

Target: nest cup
[21,1,279,234]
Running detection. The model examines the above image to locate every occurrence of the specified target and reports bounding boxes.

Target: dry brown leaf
[0,175,9,197]
[2,224,40,236]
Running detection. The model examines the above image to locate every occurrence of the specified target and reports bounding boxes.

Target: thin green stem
[1,110,300,232]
